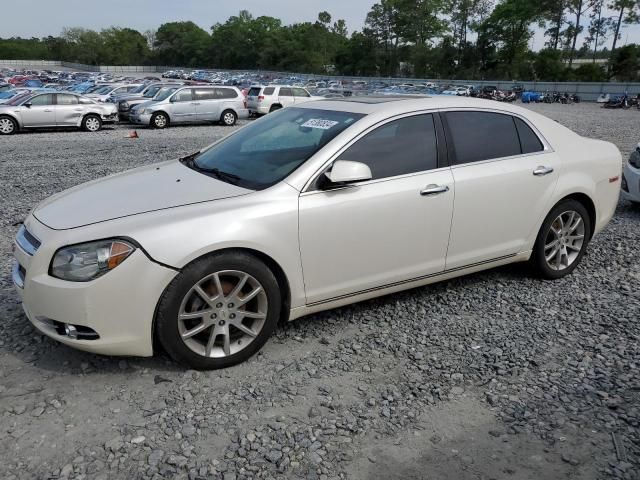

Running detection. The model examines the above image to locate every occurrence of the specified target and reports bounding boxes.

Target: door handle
[420,184,449,196]
[191,102,200,105]
[44,109,53,112]
[533,166,554,176]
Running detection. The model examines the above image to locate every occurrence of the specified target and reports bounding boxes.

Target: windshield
[153,87,178,101]
[192,107,364,190]
[130,84,147,94]
[5,92,31,105]
[92,85,113,94]
[143,85,162,97]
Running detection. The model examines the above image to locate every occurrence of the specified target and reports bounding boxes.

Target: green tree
[609,43,640,80]
[154,21,210,67]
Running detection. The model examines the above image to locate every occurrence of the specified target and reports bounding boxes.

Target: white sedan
[13,97,621,369]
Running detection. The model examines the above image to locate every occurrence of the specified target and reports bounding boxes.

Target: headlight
[50,239,135,282]
[142,109,153,114]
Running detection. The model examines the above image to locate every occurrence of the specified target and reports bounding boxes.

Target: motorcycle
[603,94,631,109]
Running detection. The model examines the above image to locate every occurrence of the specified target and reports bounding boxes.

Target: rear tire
[0,116,17,135]
[269,104,282,113]
[156,252,281,370]
[82,114,102,132]
[530,199,591,280]
[151,112,169,129]
[220,109,237,126]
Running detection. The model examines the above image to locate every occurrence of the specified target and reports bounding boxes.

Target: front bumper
[621,162,640,203]
[101,112,119,124]
[129,112,152,125]
[13,217,177,357]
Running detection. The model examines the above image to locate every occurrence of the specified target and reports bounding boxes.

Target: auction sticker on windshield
[301,119,340,130]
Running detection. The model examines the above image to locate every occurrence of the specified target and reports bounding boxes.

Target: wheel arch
[151,110,170,126]
[0,113,20,131]
[554,192,596,239]
[152,246,292,351]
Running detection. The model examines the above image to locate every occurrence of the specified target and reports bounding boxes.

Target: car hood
[33,160,253,230]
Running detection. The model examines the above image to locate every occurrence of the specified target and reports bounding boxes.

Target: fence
[2,59,640,101]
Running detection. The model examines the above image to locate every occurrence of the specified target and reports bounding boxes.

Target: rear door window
[56,94,78,105]
[263,87,275,95]
[279,87,293,97]
[444,111,521,164]
[293,88,310,98]
[194,89,216,101]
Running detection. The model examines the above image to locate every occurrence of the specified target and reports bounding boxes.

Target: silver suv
[247,85,317,115]
[130,86,249,128]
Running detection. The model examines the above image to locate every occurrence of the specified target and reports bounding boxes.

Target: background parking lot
[1,102,639,479]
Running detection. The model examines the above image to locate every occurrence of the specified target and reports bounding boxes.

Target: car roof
[296,95,539,116]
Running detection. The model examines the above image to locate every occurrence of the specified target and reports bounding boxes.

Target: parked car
[115,83,183,121]
[129,86,248,128]
[0,92,118,135]
[246,85,317,115]
[621,142,640,204]
[441,86,469,96]
[12,97,621,369]
[85,84,142,102]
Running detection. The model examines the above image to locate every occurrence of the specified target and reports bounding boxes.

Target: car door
[277,87,295,108]
[442,110,560,270]
[298,113,455,304]
[168,88,196,123]
[54,93,83,126]
[20,93,56,127]
[193,88,218,122]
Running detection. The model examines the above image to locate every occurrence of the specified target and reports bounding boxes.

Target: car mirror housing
[23,102,32,108]
[325,160,372,184]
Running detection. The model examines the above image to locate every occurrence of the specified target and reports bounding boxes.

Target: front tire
[151,112,169,129]
[220,109,237,126]
[530,199,591,279]
[156,252,281,370]
[82,114,102,132]
[0,116,17,135]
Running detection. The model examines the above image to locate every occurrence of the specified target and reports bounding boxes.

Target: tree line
[1,0,639,81]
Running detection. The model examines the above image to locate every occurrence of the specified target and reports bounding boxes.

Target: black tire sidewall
[156,252,281,370]
[83,115,102,132]
[532,199,592,280]
[221,110,237,126]
[0,116,17,135]
[152,113,168,129]
[269,105,281,113]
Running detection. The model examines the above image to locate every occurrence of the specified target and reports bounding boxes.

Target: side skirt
[287,251,531,321]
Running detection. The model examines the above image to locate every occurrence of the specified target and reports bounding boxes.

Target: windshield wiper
[180,154,242,185]
[200,167,242,185]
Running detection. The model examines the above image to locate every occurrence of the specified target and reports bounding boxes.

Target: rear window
[248,87,261,97]
[263,87,275,95]
[514,117,544,153]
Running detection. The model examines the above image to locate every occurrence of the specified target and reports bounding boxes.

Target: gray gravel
[0,103,639,479]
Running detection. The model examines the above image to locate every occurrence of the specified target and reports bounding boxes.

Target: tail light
[258,95,265,102]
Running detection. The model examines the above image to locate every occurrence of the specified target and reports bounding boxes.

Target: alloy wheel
[177,270,268,358]
[544,210,586,271]
[85,117,100,132]
[154,114,167,128]
[0,118,15,134]
[223,112,236,125]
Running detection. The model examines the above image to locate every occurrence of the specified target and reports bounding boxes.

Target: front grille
[16,225,41,256]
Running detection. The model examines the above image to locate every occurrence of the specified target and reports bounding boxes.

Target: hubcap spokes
[224,114,234,124]
[544,210,585,271]
[178,270,268,358]
[0,119,14,133]
[87,118,99,131]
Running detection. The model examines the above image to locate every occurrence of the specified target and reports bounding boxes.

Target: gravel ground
[0,103,639,480]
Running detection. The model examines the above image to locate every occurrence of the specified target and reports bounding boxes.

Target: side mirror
[324,160,372,184]
[23,102,32,108]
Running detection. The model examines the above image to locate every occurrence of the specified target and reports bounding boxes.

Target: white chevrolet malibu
[13,97,622,369]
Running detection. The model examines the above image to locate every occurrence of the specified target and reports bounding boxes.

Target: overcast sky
[1,0,638,51]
